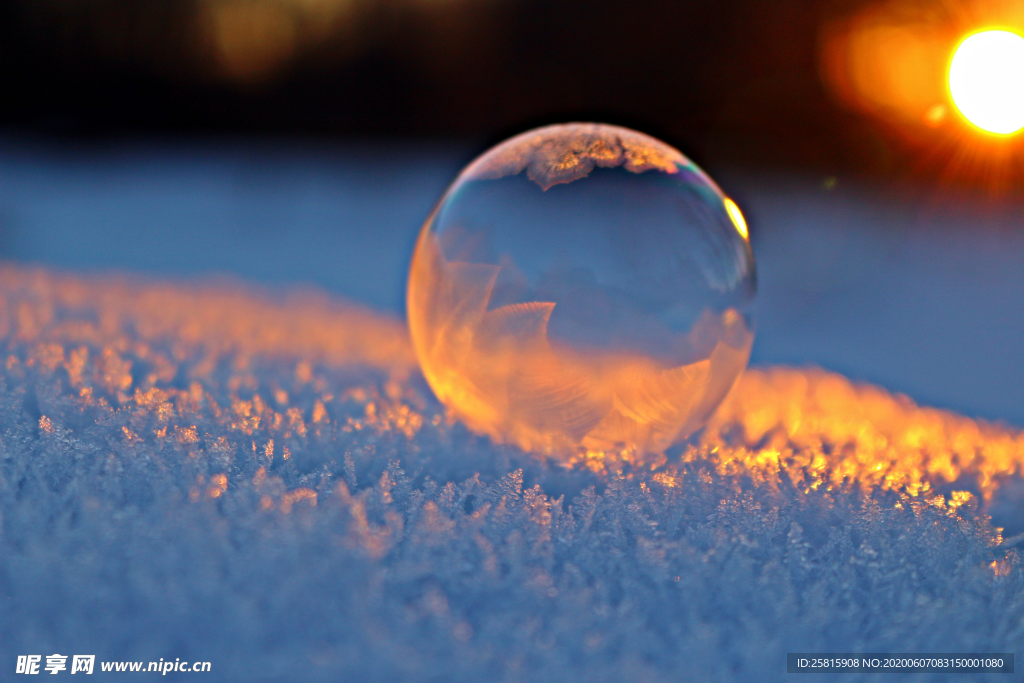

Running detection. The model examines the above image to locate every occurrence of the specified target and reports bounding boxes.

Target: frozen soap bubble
[407,123,756,456]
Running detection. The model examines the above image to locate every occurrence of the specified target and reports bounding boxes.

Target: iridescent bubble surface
[407,123,756,456]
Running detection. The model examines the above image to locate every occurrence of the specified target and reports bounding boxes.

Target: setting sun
[949,29,1024,135]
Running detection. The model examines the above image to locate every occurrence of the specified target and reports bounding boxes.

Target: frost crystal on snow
[0,265,1020,682]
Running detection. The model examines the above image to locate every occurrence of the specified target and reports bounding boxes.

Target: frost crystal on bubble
[410,123,755,456]
[466,123,689,190]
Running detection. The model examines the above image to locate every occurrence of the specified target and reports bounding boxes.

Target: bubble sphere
[408,123,756,456]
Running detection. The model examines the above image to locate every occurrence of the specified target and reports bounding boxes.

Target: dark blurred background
[2,0,1024,184]
[0,0,1022,425]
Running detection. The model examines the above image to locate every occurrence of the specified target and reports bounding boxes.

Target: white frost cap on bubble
[463,122,699,191]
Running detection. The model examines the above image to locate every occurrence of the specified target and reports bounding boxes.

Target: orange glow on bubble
[949,29,1024,135]
[407,228,753,457]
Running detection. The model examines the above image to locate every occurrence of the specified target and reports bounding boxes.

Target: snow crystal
[0,265,1020,682]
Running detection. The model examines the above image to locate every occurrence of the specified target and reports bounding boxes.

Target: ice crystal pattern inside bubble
[408,123,756,455]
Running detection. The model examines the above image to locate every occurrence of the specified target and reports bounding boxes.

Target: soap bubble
[408,123,756,456]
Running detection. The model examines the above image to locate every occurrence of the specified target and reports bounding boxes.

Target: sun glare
[949,29,1024,135]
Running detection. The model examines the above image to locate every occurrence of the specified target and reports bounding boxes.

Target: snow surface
[0,266,1021,682]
